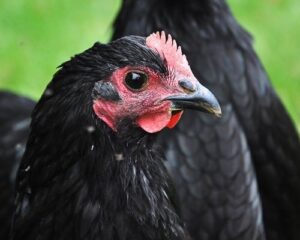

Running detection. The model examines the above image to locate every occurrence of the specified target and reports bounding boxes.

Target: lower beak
[165,82,222,117]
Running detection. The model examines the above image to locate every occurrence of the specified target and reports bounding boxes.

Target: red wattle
[137,111,172,133]
[166,111,183,129]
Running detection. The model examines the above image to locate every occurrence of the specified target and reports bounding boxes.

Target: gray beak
[165,80,221,117]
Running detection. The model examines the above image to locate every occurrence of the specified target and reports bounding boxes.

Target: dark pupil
[125,72,147,90]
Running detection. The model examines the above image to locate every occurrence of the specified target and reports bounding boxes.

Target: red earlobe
[93,101,117,131]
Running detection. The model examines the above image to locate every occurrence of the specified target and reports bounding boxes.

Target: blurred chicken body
[112,1,300,240]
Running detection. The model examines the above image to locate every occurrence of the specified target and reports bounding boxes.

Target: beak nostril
[179,79,196,93]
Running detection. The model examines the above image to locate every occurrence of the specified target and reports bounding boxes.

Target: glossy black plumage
[8,36,190,240]
[0,91,35,238]
[112,0,300,240]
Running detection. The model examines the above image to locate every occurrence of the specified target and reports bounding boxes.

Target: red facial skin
[93,32,199,133]
[93,66,186,133]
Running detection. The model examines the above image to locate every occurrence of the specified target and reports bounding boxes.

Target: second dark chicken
[112,0,300,240]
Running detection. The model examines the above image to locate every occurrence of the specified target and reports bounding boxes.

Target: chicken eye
[125,72,148,91]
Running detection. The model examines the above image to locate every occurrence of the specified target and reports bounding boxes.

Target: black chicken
[9,33,221,239]
[112,0,300,240]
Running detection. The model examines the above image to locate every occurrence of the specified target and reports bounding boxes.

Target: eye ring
[124,71,148,91]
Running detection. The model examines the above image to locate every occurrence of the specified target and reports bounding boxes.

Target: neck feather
[12,117,186,240]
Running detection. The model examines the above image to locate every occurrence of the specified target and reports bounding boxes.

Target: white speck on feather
[86,126,95,133]
[15,143,22,150]
[162,190,169,200]
[25,166,31,172]
[132,165,136,177]
[13,119,31,131]
[44,88,53,97]
[91,145,94,151]
[115,153,124,161]
[14,143,25,159]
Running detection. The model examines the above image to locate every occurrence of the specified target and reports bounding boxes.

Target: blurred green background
[0,0,299,130]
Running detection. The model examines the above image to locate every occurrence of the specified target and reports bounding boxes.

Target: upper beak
[165,80,222,117]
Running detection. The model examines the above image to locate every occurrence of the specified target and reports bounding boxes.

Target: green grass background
[0,0,299,130]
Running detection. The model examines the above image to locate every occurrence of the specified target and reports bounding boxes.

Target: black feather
[92,81,121,101]
[0,91,35,239]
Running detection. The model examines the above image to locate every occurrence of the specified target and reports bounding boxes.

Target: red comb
[146,31,192,77]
